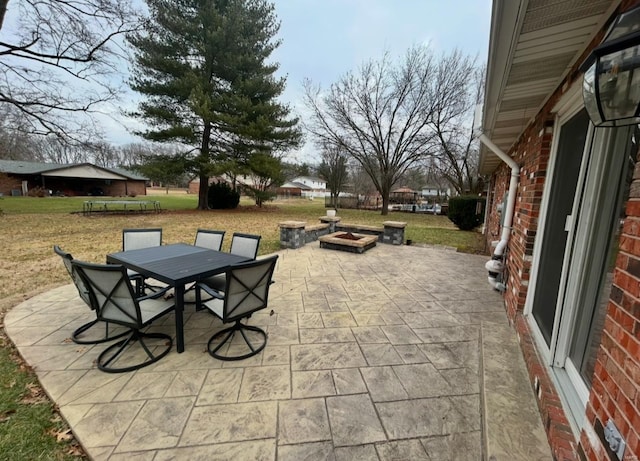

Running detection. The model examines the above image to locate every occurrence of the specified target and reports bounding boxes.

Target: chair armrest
[196,282,225,299]
[137,285,172,301]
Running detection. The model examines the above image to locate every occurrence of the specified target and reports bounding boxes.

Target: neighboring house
[287,176,327,198]
[293,176,327,197]
[277,181,309,198]
[0,160,147,197]
[480,1,640,460]
[420,185,449,200]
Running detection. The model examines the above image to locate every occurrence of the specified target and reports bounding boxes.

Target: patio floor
[5,244,552,460]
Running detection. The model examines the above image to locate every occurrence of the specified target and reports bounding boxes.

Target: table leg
[175,284,185,353]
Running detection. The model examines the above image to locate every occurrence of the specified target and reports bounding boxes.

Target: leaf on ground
[48,427,73,442]
[0,409,16,422]
[66,444,85,457]
[21,382,47,404]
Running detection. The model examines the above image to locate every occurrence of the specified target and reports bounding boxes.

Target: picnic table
[82,200,161,216]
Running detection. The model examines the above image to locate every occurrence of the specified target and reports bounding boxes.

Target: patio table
[106,243,250,353]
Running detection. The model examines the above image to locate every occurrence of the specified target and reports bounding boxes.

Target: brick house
[0,160,148,197]
[480,1,640,459]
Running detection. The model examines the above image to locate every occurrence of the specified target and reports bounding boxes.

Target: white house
[283,176,327,198]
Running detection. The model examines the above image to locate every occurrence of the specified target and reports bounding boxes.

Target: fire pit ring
[318,231,378,254]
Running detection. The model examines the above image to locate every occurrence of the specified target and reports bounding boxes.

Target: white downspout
[478,133,520,291]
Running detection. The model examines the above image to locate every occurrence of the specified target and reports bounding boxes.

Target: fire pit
[318,231,377,254]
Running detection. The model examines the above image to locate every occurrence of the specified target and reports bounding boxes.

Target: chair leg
[207,321,267,361]
[97,330,172,373]
[72,319,130,345]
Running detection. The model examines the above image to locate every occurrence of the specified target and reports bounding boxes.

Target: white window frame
[523,84,588,364]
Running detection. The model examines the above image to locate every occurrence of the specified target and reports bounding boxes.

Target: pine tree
[128,0,301,209]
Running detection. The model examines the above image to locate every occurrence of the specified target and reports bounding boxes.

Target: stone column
[382,221,407,245]
[278,221,306,249]
[319,216,341,233]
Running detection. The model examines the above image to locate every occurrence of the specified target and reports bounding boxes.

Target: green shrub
[207,181,240,209]
[447,196,482,231]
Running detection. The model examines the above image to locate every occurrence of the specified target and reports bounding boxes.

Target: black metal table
[106,243,250,353]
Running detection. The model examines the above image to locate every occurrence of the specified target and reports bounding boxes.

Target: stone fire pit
[318,231,377,254]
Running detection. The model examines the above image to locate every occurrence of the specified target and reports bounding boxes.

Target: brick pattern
[0,172,22,195]
[578,149,640,460]
[484,1,640,458]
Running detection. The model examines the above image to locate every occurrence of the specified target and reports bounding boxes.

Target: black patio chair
[122,228,163,296]
[197,232,262,296]
[196,255,278,361]
[229,232,261,259]
[53,245,129,344]
[182,229,226,304]
[72,260,175,373]
[194,229,225,251]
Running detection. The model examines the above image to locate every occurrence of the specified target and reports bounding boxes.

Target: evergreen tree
[128,0,301,209]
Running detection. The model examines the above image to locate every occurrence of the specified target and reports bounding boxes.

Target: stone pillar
[279,221,306,249]
[382,221,407,245]
[319,216,341,233]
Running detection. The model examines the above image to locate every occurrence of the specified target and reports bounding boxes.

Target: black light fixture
[582,5,640,127]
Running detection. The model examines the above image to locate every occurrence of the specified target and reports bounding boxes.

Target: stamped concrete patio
[5,244,552,460]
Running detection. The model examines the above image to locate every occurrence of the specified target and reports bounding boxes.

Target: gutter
[477,133,520,292]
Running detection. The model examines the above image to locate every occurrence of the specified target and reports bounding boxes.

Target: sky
[95,0,493,163]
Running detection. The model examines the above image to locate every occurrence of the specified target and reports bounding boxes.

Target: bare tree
[304,47,439,215]
[349,162,378,207]
[36,137,90,163]
[304,46,481,214]
[317,143,348,209]
[0,105,38,159]
[428,61,484,195]
[0,0,141,142]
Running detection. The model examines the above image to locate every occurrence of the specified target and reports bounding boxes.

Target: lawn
[0,194,486,459]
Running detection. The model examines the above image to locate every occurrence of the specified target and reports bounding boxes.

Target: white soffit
[480,0,619,175]
[42,165,127,180]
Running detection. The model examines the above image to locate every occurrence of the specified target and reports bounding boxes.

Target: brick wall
[0,173,22,195]
[484,1,640,458]
[577,153,640,460]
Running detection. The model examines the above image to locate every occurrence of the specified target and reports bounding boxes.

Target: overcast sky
[100,0,493,163]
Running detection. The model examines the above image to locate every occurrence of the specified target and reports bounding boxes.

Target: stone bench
[279,216,407,249]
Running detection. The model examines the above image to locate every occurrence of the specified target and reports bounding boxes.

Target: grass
[0,194,486,459]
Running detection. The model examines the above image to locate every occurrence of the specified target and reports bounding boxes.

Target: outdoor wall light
[582,5,640,127]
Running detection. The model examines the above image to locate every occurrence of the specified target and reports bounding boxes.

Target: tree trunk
[381,194,389,216]
[198,173,208,210]
[0,0,9,31]
[197,122,212,210]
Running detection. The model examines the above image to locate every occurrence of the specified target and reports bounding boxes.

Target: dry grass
[0,197,480,316]
[4,200,486,318]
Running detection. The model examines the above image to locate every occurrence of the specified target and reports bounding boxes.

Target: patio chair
[196,232,262,296]
[122,228,162,295]
[183,229,226,303]
[53,245,129,344]
[196,255,278,361]
[194,229,225,251]
[230,232,261,259]
[72,260,175,373]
